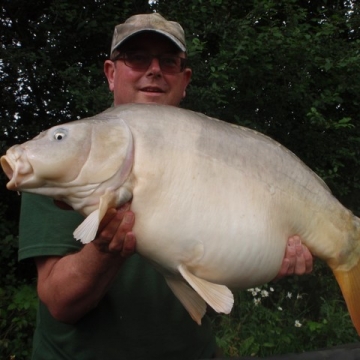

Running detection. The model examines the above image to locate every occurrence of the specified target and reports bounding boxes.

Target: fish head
[1,115,134,209]
[1,123,92,192]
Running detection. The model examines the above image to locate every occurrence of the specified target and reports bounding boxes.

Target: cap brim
[111,29,186,54]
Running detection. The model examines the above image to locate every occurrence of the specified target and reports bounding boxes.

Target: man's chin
[139,92,167,103]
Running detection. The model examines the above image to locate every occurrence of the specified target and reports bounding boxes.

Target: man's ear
[182,68,192,98]
[104,60,116,91]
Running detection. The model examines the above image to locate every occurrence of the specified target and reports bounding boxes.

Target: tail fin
[333,259,360,335]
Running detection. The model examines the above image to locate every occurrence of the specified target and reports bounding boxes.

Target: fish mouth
[1,155,19,190]
[1,151,34,190]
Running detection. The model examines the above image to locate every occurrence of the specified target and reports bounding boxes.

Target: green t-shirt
[19,193,216,360]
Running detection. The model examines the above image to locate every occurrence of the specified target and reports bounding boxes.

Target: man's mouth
[141,87,165,93]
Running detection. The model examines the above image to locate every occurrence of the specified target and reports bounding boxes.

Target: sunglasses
[113,51,188,74]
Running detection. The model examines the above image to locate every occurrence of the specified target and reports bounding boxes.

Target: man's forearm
[35,207,136,323]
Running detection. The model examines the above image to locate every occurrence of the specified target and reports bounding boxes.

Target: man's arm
[35,206,135,324]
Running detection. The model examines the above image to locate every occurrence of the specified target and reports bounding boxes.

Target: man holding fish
[18,13,312,359]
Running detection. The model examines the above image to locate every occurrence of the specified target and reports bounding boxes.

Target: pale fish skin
[2,104,360,334]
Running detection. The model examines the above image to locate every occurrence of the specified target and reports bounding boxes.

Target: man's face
[104,33,192,107]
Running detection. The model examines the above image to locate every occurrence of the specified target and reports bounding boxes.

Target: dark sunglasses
[113,51,188,74]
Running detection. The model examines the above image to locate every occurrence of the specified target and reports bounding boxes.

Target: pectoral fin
[178,264,234,315]
[74,190,116,244]
[165,278,207,325]
[73,209,100,244]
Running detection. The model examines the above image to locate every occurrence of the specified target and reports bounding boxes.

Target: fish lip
[0,155,17,190]
[1,152,35,190]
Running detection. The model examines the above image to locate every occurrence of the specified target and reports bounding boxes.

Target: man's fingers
[285,237,296,273]
[275,258,291,280]
[273,235,314,281]
[288,236,314,275]
[98,203,130,232]
[302,245,314,274]
[107,211,135,252]
[93,204,135,255]
[293,236,306,275]
[121,232,136,257]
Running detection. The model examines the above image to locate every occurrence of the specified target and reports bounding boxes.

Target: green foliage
[1,0,151,143]
[0,284,37,360]
[0,206,37,360]
[213,262,358,356]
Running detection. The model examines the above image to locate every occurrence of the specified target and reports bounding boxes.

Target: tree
[1,0,151,143]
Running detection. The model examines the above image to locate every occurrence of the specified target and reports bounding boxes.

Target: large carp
[2,104,360,333]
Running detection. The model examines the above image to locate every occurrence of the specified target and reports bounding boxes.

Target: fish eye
[53,129,67,141]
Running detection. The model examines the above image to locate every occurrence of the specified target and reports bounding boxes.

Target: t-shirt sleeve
[18,193,85,261]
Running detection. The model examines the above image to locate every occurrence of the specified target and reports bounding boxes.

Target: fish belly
[124,106,354,289]
[131,156,292,289]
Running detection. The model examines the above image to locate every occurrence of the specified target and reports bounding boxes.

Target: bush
[0,283,37,360]
[213,262,359,357]
[0,206,37,360]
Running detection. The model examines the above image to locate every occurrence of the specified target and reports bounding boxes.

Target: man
[19,13,313,359]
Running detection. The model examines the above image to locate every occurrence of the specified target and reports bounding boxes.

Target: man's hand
[54,200,136,257]
[273,235,313,281]
[92,203,136,257]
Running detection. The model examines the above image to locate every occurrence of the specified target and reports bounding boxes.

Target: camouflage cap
[110,13,186,55]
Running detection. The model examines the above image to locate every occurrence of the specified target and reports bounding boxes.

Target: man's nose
[147,57,162,74]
